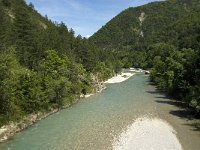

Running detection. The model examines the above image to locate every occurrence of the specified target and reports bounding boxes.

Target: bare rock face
[139,12,146,25]
[138,12,146,37]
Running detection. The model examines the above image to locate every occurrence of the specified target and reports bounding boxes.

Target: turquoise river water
[0,73,200,150]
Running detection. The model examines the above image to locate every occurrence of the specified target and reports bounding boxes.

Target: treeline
[1,0,200,127]
[90,0,200,50]
[0,0,123,126]
[147,11,200,114]
[90,0,200,114]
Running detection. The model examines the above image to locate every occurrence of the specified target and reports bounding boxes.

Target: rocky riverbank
[0,109,59,142]
[0,69,136,143]
[0,76,107,143]
[113,117,183,150]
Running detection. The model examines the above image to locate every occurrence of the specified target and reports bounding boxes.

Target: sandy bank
[129,68,144,73]
[113,117,183,150]
[105,73,135,84]
[82,71,135,98]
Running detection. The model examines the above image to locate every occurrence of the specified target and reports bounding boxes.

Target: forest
[0,0,123,126]
[91,0,200,114]
[0,0,200,128]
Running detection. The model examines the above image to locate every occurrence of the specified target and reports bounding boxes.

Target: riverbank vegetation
[147,11,200,114]
[0,0,123,126]
[0,0,200,129]
[91,0,200,114]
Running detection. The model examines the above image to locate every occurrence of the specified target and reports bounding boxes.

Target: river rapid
[0,73,200,150]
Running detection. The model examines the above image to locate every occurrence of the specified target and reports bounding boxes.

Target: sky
[25,0,160,37]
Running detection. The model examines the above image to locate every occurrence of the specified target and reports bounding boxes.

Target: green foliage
[0,2,11,51]
[90,0,200,50]
[39,50,71,108]
[149,44,200,113]
[89,0,199,114]
[2,0,11,7]
[0,0,122,125]
[0,48,20,116]
[1,0,199,126]
[17,70,47,113]
[93,62,112,82]
[13,4,37,68]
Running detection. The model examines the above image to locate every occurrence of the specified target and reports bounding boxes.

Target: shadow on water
[146,84,200,132]
[169,110,200,131]
[146,79,156,86]
[169,109,196,120]
[146,90,160,94]
[155,100,186,108]
[184,122,200,131]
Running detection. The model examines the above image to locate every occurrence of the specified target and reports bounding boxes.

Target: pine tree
[0,3,7,51]
[13,4,36,68]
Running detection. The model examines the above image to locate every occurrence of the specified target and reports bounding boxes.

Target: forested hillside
[0,0,122,126]
[90,0,200,114]
[147,10,200,114]
[1,0,200,128]
[90,0,200,50]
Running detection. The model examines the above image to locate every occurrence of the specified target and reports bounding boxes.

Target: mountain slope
[90,0,200,50]
[91,0,200,114]
[0,0,122,126]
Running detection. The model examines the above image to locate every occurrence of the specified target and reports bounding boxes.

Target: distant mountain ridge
[90,0,200,50]
[0,0,123,127]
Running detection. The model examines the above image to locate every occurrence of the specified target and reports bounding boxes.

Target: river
[0,73,200,150]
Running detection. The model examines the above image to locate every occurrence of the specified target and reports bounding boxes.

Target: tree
[0,3,10,51]
[28,2,34,10]
[93,62,112,82]
[0,48,22,123]
[13,4,36,68]
[2,0,11,7]
[39,50,71,108]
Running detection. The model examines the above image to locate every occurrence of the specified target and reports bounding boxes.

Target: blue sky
[25,0,160,37]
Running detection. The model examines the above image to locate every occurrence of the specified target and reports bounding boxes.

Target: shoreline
[105,72,135,84]
[0,101,75,143]
[0,69,136,143]
[83,69,136,98]
[113,117,183,150]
